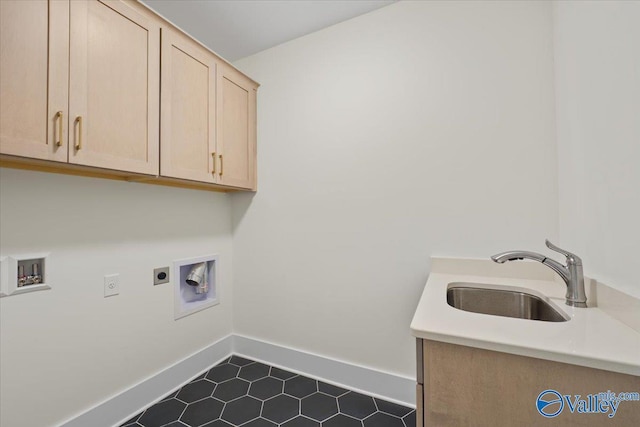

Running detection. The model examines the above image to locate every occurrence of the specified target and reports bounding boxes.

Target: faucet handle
[545,239,582,265]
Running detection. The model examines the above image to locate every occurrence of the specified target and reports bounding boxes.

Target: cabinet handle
[74,116,83,150]
[211,152,216,174]
[54,111,63,146]
[219,154,223,177]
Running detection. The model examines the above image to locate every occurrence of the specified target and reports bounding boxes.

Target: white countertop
[410,258,640,376]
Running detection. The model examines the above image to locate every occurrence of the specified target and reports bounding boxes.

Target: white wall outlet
[104,274,120,297]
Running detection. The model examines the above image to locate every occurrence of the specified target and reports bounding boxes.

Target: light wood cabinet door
[217,65,257,190]
[422,340,640,426]
[69,0,159,175]
[160,28,216,183]
[0,0,69,162]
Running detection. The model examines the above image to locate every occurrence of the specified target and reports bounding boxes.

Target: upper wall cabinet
[0,0,69,162]
[160,34,258,190]
[69,0,159,175]
[217,66,258,190]
[160,28,216,183]
[0,0,258,191]
[1,0,160,175]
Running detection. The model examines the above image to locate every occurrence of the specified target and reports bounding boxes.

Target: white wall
[231,0,558,378]
[11,1,638,424]
[553,1,640,298]
[0,168,234,427]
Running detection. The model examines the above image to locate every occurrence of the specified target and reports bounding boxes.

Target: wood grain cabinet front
[0,0,259,191]
[160,27,216,183]
[1,0,159,175]
[217,65,258,190]
[0,0,69,162]
[418,339,640,427]
[69,0,159,175]
[159,29,258,189]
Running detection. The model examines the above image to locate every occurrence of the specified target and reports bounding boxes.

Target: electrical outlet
[104,274,120,297]
[153,267,170,286]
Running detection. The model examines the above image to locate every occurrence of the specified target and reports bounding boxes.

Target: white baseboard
[60,334,415,427]
[59,334,233,427]
[233,334,416,407]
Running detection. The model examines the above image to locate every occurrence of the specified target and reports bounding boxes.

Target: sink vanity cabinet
[416,339,640,426]
[0,0,258,192]
[411,258,640,427]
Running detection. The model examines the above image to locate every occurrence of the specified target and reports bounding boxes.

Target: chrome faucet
[491,239,587,308]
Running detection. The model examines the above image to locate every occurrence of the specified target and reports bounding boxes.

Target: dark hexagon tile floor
[121,356,416,427]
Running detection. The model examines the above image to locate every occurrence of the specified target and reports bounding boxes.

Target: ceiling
[141,0,396,62]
